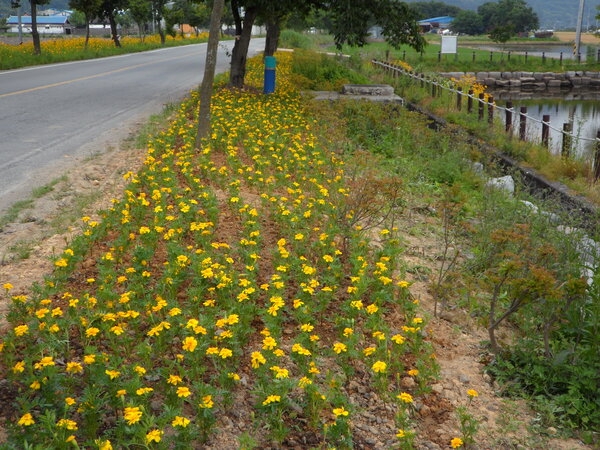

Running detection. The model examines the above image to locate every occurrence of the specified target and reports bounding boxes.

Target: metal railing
[372,59,600,181]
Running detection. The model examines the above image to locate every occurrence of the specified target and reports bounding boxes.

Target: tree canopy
[478,0,538,34]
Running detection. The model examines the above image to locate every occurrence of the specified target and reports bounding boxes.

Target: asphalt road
[0,38,265,213]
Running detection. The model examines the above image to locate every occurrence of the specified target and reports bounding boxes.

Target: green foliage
[278,29,313,50]
[290,49,370,91]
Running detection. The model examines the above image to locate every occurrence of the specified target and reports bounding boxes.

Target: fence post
[541,115,550,148]
[468,89,473,113]
[472,51,475,63]
[488,95,494,126]
[457,87,462,111]
[519,106,527,140]
[438,51,441,62]
[505,101,513,134]
[478,93,485,121]
[432,79,436,96]
[403,50,406,60]
[560,52,563,64]
[508,51,511,62]
[594,130,600,182]
[420,74,425,88]
[490,51,493,62]
[542,52,546,64]
[562,122,572,158]
[525,51,528,62]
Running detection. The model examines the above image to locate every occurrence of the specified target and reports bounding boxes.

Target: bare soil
[554,31,600,45]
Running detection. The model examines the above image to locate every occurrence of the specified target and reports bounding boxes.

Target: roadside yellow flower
[408,369,419,377]
[363,346,376,356]
[467,389,479,398]
[172,416,191,427]
[333,342,347,354]
[65,397,76,406]
[372,361,387,373]
[167,374,182,385]
[105,369,121,380]
[18,413,35,426]
[397,392,414,404]
[136,387,153,395]
[450,437,464,448]
[396,429,406,438]
[14,324,28,336]
[34,356,55,370]
[57,419,78,430]
[182,336,198,352]
[146,429,163,444]
[12,361,25,373]
[123,406,143,425]
[343,327,353,337]
[199,395,214,409]
[66,361,83,374]
[397,280,409,288]
[251,351,266,368]
[177,386,191,398]
[262,336,277,350]
[85,327,100,338]
[2,282,14,291]
[30,380,41,390]
[219,348,233,358]
[333,406,349,417]
[262,395,281,406]
[391,334,405,345]
[83,354,96,364]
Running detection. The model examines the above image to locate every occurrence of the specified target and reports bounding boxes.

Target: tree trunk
[109,12,121,47]
[85,15,90,48]
[229,6,257,88]
[195,0,225,146]
[30,0,41,55]
[264,20,280,57]
[158,21,165,45]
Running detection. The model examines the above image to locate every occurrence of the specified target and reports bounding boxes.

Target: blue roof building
[6,15,72,34]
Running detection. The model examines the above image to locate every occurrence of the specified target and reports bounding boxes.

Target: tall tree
[450,9,484,35]
[99,0,127,46]
[196,0,225,145]
[29,0,50,54]
[128,0,152,41]
[478,0,538,34]
[227,0,424,88]
[69,0,102,47]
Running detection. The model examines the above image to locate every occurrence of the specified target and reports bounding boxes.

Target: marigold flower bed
[0,52,446,448]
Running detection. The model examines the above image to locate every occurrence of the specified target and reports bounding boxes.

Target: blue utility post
[264,56,276,94]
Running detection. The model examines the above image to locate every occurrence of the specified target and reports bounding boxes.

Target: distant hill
[405,0,600,30]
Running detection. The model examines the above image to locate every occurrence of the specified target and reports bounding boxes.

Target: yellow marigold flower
[343,327,353,337]
[182,336,198,352]
[298,376,313,388]
[228,372,241,381]
[262,336,277,350]
[105,370,121,380]
[300,323,314,332]
[66,435,76,443]
[57,419,78,430]
[396,429,406,438]
[219,348,233,359]
[350,300,363,309]
[262,395,281,406]
[134,366,146,376]
[83,354,96,364]
[85,327,100,337]
[34,356,55,370]
[408,369,419,377]
[467,389,479,398]
[391,334,405,345]
[251,351,266,368]
[116,389,127,397]
[199,395,214,409]
[2,282,14,291]
[172,416,190,428]
[366,304,379,314]
[146,429,163,444]
[333,342,347,354]
[206,346,219,355]
[65,397,76,406]
[291,343,311,356]
[397,392,414,404]
[412,317,423,325]
[18,413,35,426]
[372,361,387,373]
[372,331,386,340]
[363,346,376,356]
[177,386,191,398]
[123,406,143,425]
[14,324,28,336]
[397,280,409,288]
[450,437,464,448]
[30,380,41,390]
[66,362,84,374]
[333,406,349,417]
[136,387,153,395]
[167,374,182,385]
[270,365,289,379]
[54,258,68,268]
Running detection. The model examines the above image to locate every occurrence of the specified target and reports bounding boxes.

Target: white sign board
[441,35,457,54]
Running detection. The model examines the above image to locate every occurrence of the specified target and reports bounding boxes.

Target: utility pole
[575,0,585,59]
